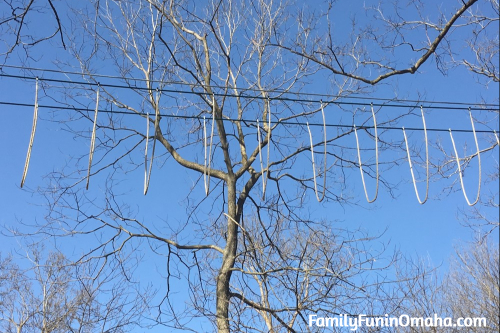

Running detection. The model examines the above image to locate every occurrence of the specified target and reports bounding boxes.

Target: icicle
[21,77,39,188]
[354,103,379,203]
[144,113,151,195]
[307,101,327,202]
[403,106,429,204]
[449,108,481,206]
[204,95,216,196]
[258,97,272,200]
[144,89,161,194]
[256,119,265,197]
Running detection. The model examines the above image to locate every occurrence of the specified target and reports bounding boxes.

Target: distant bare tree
[443,239,499,333]
[389,238,499,333]
[0,248,148,333]
[458,162,499,237]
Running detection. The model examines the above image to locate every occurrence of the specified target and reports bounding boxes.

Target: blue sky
[0,0,498,331]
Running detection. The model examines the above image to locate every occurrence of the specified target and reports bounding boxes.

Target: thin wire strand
[494,130,499,145]
[354,103,379,203]
[307,101,327,202]
[203,95,216,196]
[20,77,39,188]
[143,112,150,195]
[449,108,481,206]
[0,100,497,134]
[0,72,498,111]
[403,106,429,204]
[1,65,498,108]
[86,86,100,190]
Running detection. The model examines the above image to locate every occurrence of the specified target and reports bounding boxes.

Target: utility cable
[1,100,497,134]
[1,64,499,108]
[0,72,498,111]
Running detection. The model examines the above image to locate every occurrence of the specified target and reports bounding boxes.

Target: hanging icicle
[256,119,265,196]
[255,97,273,200]
[143,112,151,195]
[354,103,379,203]
[204,95,216,196]
[86,84,100,190]
[144,90,160,195]
[449,108,481,206]
[402,106,429,204]
[258,97,272,200]
[306,101,327,202]
[20,77,39,188]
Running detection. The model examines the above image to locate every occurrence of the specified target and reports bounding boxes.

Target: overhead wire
[0,100,497,134]
[3,67,498,206]
[3,72,498,204]
[2,65,499,108]
[0,72,499,111]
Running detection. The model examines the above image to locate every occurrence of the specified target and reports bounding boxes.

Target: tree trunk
[216,178,238,332]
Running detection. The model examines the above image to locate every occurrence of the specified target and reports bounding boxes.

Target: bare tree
[4,0,498,332]
[444,239,499,333]
[452,0,499,83]
[457,161,499,237]
[0,248,149,333]
[276,0,498,85]
[380,238,499,333]
[0,0,66,62]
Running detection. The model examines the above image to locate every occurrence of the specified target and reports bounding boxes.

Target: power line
[0,70,499,111]
[3,64,497,108]
[1,100,497,134]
